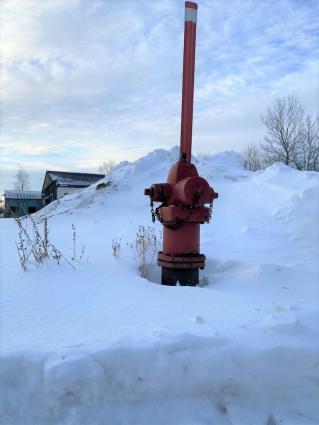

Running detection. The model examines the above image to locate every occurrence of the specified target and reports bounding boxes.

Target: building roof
[5,190,42,200]
[43,171,105,191]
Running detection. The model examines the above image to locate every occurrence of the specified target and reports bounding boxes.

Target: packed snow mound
[107,146,180,185]
[194,150,246,178]
[1,147,319,425]
[107,146,247,185]
[36,147,249,219]
[252,161,319,189]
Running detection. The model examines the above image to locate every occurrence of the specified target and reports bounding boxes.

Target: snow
[1,146,319,425]
[4,190,42,200]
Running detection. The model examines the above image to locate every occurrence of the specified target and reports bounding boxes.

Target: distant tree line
[242,96,319,171]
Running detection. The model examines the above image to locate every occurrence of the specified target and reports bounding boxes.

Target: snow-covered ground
[1,147,319,425]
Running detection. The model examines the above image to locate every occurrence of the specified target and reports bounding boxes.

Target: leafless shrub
[43,217,49,256]
[72,224,76,260]
[294,115,319,171]
[15,215,76,270]
[112,237,121,258]
[16,219,29,271]
[128,225,161,278]
[51,245,62,265]
[14,166,30,191]
[98,160,116,176]
[261,96,304,168]
[71,224,86,262]
[241,143,263,171]
[257,96,319,171]
[29,215,50,263]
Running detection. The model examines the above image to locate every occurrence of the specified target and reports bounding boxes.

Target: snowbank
[1,147,319,424]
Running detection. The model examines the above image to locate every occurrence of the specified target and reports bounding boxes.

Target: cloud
[0,0,318,191]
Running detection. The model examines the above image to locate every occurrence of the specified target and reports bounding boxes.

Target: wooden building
[42,171,105,205]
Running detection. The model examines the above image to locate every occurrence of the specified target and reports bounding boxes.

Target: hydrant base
[161,267,199,286]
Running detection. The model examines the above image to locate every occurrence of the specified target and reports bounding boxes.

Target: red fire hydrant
[145,1,218,286]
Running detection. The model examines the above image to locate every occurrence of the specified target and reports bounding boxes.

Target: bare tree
[14,166,30,191]
[261,96,304,167]
[242,143,263,171]
[295,115,319,171]
[98,160,116,176]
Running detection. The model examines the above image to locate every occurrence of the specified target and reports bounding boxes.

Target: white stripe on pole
[185,7,197,23]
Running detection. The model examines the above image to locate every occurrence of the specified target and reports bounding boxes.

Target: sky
[1,0,318,192]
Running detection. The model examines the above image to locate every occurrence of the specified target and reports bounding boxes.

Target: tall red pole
[180,1,197,163]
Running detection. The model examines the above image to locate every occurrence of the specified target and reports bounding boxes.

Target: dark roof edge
[46,171,105,177]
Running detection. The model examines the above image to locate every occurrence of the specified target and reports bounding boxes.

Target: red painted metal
[158,252,205,269]
[144,1,218,286]
[180,1,197,163]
